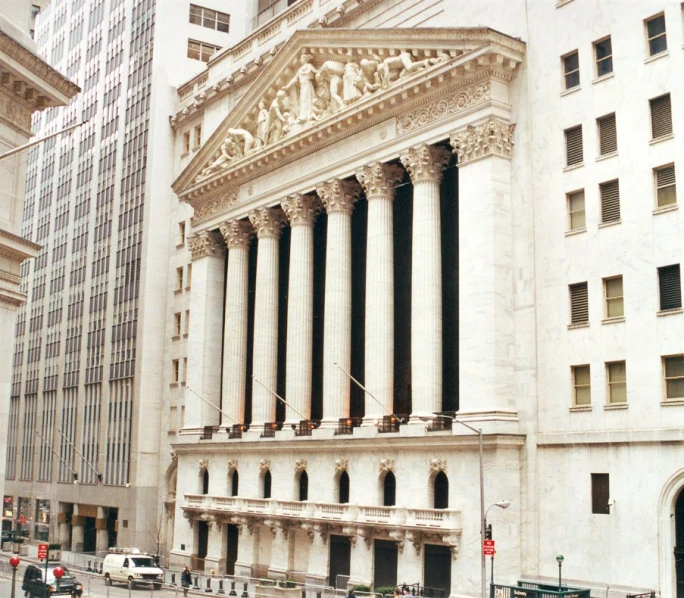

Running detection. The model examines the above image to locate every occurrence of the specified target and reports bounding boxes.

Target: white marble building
[166,0,684,596]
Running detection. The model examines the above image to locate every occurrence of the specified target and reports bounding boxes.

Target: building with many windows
[3,0,245,554]
[164,0,683,597]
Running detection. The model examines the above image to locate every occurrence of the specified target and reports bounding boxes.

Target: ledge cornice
[0,228,41,262]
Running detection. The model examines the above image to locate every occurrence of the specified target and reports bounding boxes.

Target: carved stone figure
[359,58,381,95]
[256,100,271,147]
[226,127,256,158]
[267,90,290,144]
[379,50,432,88]
[316,61,345,114]
[342,57,363,104]
[284,53,319,124]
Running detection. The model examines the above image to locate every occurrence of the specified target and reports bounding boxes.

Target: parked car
[22,564,83,598]
[1,529,14,544]
[103,551,163,589]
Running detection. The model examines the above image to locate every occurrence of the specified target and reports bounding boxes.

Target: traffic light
[485,524,492,540]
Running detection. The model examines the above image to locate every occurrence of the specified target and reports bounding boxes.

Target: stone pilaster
[450,117,518,424]
[204,519,226,574]
[316,179,362,427]
[185,231,226,431]
[400,145,451,422]
[356,162,404,423]
[219,220,254,427]
[249,207,286,431]
[281,193,322,424]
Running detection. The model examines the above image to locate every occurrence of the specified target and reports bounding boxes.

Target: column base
[234,560,253,578]
[204,555,225,575]
[318,417,342,430]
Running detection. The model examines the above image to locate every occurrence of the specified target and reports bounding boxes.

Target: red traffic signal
[9,556,20,568]
[53,566,65,579]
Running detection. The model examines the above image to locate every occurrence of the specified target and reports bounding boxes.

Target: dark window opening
[383,471,396,507]
[339,471,350,504]
[231,470,239,497]
[299,471,308,501]
[591,473,610,514]
[434,471,449,509]
[263,470,271,499]
[202,470,209,495]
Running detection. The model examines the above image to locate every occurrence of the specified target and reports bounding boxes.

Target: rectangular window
[172,359,180,383]
[174,313,182,337]
[591,473,610,514]
[179,222,186,245]
[572,365,591,406]
[186,264,192,288]
[183,132,190,154]
[562,51,580,89]
[183,357,188,382]
[600,179,620,223]
[565,126,583,166]
[594,36,613,77]
[176,267,184,291]
[658,264,682,311]
[194,125,202,148]
[604,276,624,318]
[597,113,617,155]
[646,13,667,56]
[187,39,221,63]
[567,190,586,231]
[185,310,190,335]
[655,164,677,207]
[189,4,230,32]
[570,282,589,325]
[606,361,627,404]
[663,355,684,400]
[650,94,673,139]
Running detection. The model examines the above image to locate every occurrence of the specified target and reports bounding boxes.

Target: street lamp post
[10,556,20,598]
[556,554,564,591]
[484,500,511,590]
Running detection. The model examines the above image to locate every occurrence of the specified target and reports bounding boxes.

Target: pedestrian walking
[181,566,192,597]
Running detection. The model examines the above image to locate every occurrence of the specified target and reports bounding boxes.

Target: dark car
[22,564,83,598]
[1,529,14,543]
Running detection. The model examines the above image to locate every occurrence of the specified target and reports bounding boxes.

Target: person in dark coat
[181,566,192,597]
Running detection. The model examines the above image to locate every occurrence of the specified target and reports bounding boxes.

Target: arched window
[383,471,396,507]
[263,470,272,499]
[338,471,350,504]
[434,471,449,509]
[231,470,239,497]
[298,471,309,501]
[202,470,209,495]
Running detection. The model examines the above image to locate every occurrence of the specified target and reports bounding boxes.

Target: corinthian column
[316,179,362,428]
[185,231,226,431]
[356,162,404,423]
[219,219,254,427]
[281,193,322,424]
[400,144,451,422]
[249,207,286,431]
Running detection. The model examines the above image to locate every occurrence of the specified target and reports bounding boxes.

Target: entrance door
[198,521,209,559]
[83,517,96,552]
[329,535,351,589]
[423,545,450,598]
[676,490,684,597]
[226,525,239,575]
[373,540,397,589]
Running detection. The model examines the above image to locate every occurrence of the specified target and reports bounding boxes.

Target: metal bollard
[241,582,249,598]
[217,580,225,595]
[170,573,177,587]
[205,578,213,593]
[87,560,92,572]
[194,576,200,590]
[229,581,236,597]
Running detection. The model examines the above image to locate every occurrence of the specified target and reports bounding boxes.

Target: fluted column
[356,162,404,423]
[249,207,286,431]
[316,179,362,427]
[400,144,451,421]
[281,193,322,424]
[185,231,226,431]
[219,220,254,427]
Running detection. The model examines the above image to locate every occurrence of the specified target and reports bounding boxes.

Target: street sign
[483,539,496,555]
[19,516,26,525]
[37,543,48,559]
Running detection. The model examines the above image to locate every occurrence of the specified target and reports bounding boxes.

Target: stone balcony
[182,494,462,555]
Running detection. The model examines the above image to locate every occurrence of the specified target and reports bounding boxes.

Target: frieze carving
[400,144,452,184]
[260,458,271,472]
[397,82,491,135]
[295,459,308,472]
[192,191,239,222]
[249,207,287,239]
[334,459,348,472]
[219,220,254,249]
[316,179,362,214]
[429,458,446,473]
[170,450,178,462]
[0,86,32,133]
[379,459,395,473]
[355,162,404,200]
[189,231,224,260]
[450,116,515,164]
[282,193,322,227]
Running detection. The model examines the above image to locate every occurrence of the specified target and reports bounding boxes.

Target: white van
[103,550,163,589]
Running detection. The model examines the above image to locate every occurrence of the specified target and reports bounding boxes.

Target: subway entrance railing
[490,581,591,598]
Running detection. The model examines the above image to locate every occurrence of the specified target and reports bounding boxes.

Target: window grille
[569,282,589,324]
[606,361,626,404]
[598,113,617,155]
[646,14,667,56]
[650,94,673,139]
[572,365,591,406]
[565,126,583,166]
[594,37,613,76]
[658,264,682,311]
[600,179,620,223]
[562,51,579,89]
[655,164,676,208]
[663,356,684,400]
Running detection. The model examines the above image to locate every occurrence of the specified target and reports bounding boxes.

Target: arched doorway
[676,490,684,597]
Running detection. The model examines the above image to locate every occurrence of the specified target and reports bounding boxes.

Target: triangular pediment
[173,27,525,201]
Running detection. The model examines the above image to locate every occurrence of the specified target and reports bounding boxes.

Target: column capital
[355,162,404,200]
[450,116,515,165]
[248,207,287,239]
[316,178,362,214]
[189,230,225,260]
[399,144,451,184]
[219,219,254,249]
[281,193,323,227]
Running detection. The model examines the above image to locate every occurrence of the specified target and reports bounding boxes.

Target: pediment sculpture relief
[196,48,451,182]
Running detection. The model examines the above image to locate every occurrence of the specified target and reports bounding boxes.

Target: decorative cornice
[355,162,404,200]
[248,207,286,239]
[397,81,491,135]
[0,227,41,262]
[0,85,32,134]
[219,220,254,249]
[400,144,452,184]
[316,179,362,214]
[281,193,322,226]
[449,116,515,164]
[189,231,224,260]
[192,190,239,223]
[0,292,25,307]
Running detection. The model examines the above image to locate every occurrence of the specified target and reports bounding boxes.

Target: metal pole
[10,566,16,598]
[478,429,485,598]
[490,554,494,589]
[558,562,562,591]
[0,122,85,162]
